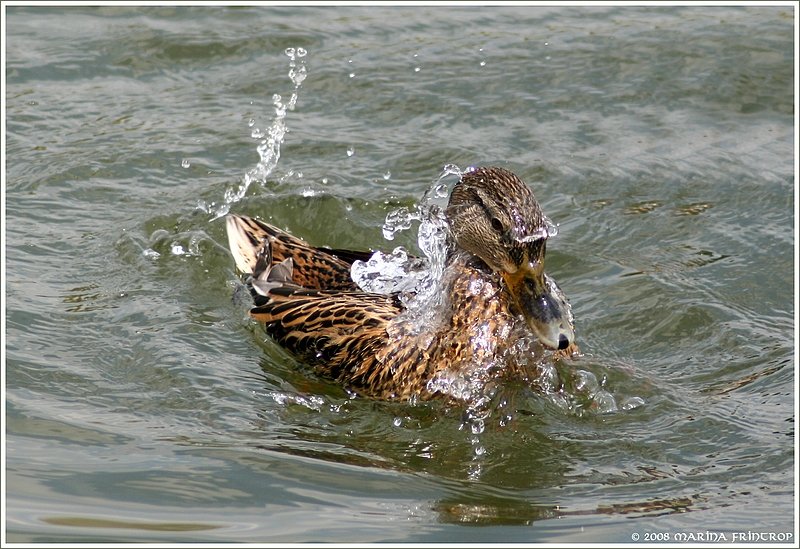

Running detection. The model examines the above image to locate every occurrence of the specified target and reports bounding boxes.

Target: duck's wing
[226,214,372,291]
[250,283,410,389]
[227,214,435,399]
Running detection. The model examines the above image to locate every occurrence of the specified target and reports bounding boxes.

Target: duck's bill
[503,265,575,351]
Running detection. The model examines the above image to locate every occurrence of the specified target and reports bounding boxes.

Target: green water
[5,5,795,543]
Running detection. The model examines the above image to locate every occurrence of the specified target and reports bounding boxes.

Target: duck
[225,166,578,401]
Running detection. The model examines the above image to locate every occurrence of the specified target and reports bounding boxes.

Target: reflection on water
[42,517,221,533]
[5,4,794,543]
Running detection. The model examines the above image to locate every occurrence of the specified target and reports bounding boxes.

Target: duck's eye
[491,217,504,232]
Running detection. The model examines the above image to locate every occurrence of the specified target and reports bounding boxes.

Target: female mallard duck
[226,166,578,401]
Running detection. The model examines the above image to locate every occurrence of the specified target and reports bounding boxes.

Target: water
[5,5,795,543]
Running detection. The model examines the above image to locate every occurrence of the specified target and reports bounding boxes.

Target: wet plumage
[226,166,578,401]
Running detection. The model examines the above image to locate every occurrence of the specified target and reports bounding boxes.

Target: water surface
[5,5,795,543]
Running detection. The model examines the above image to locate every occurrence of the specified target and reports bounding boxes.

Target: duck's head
[445,166,575,351]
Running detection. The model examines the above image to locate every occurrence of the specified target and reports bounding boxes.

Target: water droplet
[479,60,486,67]
[414,67,421,72]
[383,171,391,180]
[381,207,415,240]
[321,177,329,184]
[592,390,619,414]
[285,47,295,58]
[142,248,160,260]
[289,65,307,86]
[180,159,190,168]
[392,417,402,427]
[248,118,255,127]
[349,72,355,78]
[346,146,355,157]
[545,216,559,237]
[574,369,598,393]
[621,396,646,411]
[296,47,307,57]
[171,243,186,256]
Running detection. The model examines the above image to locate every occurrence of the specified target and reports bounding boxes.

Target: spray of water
[354,165,642,415]
[210,47,308,219]
[351,164,464,330]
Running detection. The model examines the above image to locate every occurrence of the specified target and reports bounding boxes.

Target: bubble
[383,171,391,180]
[170,243,186,256]
[180,159,190,168]
[346,146,355,157]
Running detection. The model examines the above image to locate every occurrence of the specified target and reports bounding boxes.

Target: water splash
[352,164,463,325]
[350,247,426,295]
[354,164,644,415]
[141,227,210,260]
[513,216,559,243]
[212,47,308,219]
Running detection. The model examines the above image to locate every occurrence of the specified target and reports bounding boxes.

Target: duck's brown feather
[250,286,410,397]
[226,214,368,291]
